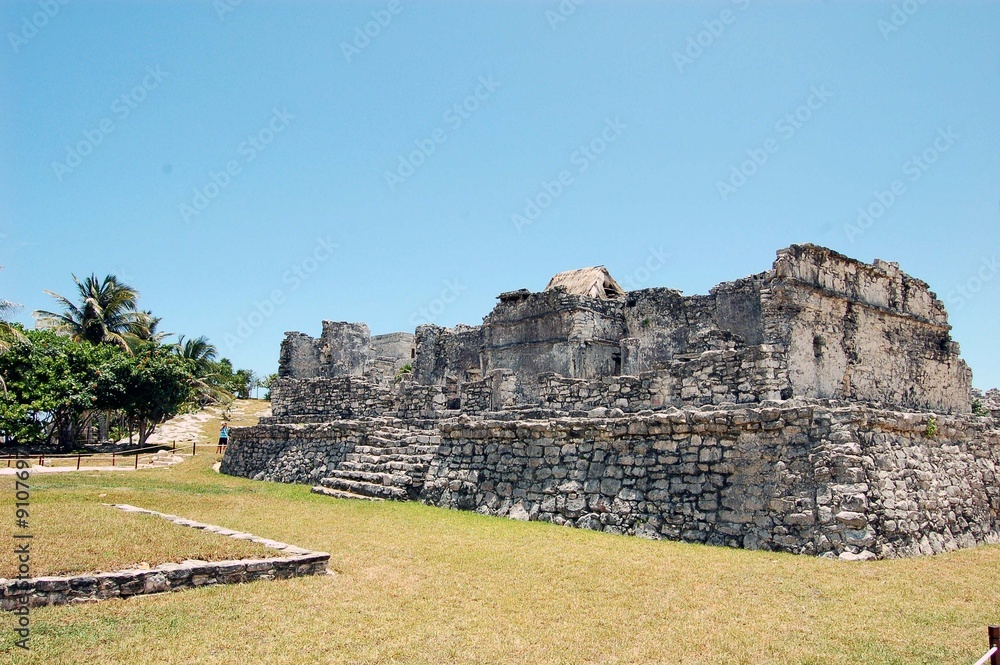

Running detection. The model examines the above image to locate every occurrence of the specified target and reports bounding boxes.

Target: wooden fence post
[134,453,139,469]
[76,454,81,470]
[989,626,999,665]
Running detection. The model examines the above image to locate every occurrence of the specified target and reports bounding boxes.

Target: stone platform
[222,400,1000,560]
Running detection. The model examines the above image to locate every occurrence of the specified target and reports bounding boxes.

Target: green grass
[0,446,998,663]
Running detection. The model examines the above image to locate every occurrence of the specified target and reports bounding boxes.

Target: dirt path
[118,399,271,447]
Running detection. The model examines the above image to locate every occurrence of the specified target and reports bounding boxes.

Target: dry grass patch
[0,488,278,577]
[1,453,998,664]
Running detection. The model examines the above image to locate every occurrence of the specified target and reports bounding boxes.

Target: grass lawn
[0,430,998,663]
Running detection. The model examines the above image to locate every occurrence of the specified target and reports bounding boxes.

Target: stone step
[353,444,413,456]
[404,444,440,455]
[339,460,428,474]
[372,427,410,434]
[345,452,436,465]
[311,485,384,502]
[326,469,412,487]
[345,453,383,465]
[318,477,408,501]
[383,460,428,473]
[367,436,405,447]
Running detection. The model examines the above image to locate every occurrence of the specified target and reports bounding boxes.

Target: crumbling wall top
[773,244,948,325]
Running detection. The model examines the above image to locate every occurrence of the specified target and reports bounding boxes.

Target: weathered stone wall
[480,289,626,401]
[395,379,450,418]
[539,345,789,411]
[366,332,415,384]
[318,321,373,378]
[457,369,518,414]
[411,324,484,388]
[770,245,972,413]
[371,332,415,363]
[276,244,973,415]
[418,404,1000,558]
[278,324,413,385]
[222,417,439,484]
[619,282,763,376]
[220,420,366,483]
[838,410,1000,557]
[270,377,395,420]
[278,332,324,378]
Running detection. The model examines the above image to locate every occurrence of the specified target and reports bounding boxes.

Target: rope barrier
[0,439,224,468]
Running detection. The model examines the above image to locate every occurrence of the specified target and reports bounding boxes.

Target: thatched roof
[544,266,625,300]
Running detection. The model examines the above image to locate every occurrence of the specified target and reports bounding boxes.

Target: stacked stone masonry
[225,244,998,559]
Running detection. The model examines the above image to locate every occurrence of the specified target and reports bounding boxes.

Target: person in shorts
[217,422,229,453]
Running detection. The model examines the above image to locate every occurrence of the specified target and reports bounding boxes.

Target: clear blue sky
[2,1,998,389]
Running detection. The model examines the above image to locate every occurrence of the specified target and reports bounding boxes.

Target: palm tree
[0,267,27,395]
[174,335,217,371]
[135,310,172,344]
[0,298,23,355]
[0,266,25,355]
[33,274,148,351]
[173,335,229,404]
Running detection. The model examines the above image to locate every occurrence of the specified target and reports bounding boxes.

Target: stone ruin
[222,244,1000,559]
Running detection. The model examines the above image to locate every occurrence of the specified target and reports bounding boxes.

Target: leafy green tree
[262,372,278,400]
[95,343,195,445]
[0,328,105,450]
[33,274,150,352]
[232,368,256,399]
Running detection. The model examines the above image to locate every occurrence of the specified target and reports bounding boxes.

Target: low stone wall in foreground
[0,505,329,611]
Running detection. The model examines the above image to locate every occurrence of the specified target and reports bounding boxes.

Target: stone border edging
[0,504,330,611]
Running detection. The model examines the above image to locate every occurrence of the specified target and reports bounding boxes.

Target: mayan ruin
[221,244,1000,560]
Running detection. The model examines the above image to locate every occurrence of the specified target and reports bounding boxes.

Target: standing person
[217,422,229,453]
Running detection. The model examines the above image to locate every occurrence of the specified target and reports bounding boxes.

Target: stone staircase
[311,424,441,501]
